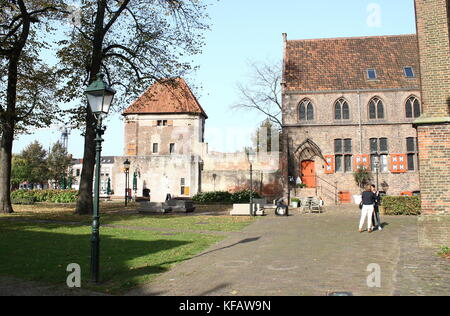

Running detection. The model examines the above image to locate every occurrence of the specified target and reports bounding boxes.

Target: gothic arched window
[369,97,385,120]
[405,96,421,118]
[299,99,314,121]
[335,98,350,120]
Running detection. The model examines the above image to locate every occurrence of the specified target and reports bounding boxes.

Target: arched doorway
[301,160,316,188]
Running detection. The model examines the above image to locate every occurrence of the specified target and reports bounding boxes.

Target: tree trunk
[75,110,96,214]
[74,1,106,215]
[0,122,14,214]
[0,57,20,214]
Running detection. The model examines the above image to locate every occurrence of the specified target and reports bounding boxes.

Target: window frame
[298,99,314,122]
[406,137,418,171]
[367,69,377,80]
[334,98,350,121]
[405,96,421,119]
[368,97,385,120]
[152,143,159,154]
[404,67,415,78]
[334,138,352,173]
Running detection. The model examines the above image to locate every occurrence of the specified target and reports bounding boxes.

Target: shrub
[353,168,373,189]
[192,190,261,204]
[11,189,78,204]
[382,196,421,215]
[11,196,36,205]
[230,190,261,204]
[192,191,233,203]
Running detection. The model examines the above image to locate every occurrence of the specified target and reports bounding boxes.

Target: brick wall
[283,90,421,203]
[416,125,450,215]
[414,0,450,247]
[415,0,450,118]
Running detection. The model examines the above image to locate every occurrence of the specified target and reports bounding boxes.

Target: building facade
[281,34,422,204]
[414,0,450,247]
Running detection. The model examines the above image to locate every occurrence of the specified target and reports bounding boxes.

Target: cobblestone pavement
[128,206,449,296]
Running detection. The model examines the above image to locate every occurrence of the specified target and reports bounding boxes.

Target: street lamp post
[123,159,130,207]
[246,149,256,216]
[84,73,116,283]
[374,152,380,190]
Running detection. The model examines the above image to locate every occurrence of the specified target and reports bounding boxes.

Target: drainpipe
[357,90,363,154]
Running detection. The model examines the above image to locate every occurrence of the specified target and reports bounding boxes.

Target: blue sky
[14,0,417,157]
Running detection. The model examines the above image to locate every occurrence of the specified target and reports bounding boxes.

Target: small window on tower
[404,67,415,78]
[367,69,377,80]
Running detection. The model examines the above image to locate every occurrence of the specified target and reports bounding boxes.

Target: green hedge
[382,196,421,216]
[11,189,78,204]
[192,190,261,204]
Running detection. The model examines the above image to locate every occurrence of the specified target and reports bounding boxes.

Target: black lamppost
[84,73,116,283]
[246,149,256,216]
[123,159,130,206]
[374,152,380,190]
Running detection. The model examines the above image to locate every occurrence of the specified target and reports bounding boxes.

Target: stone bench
[165,200,196,213]
[230,203,265,216]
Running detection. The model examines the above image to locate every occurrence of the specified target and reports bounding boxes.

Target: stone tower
[414,0,450,247]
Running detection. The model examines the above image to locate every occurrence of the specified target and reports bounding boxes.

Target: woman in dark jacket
[371,184,382,231]
[359,184,377,233]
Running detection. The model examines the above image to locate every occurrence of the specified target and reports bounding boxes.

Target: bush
[11,196,36,205]
[192,191,233,203]
[382,196,421,215]
[230,190,261,204]
[192,190,261,204]
[11,189,78,204]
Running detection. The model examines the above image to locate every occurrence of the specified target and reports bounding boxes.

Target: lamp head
[84,73,116,116]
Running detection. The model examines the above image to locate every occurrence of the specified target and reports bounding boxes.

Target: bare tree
[232,61,282,127]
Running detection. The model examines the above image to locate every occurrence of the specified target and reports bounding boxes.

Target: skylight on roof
[404,67,415,78]
[367,69,377,80]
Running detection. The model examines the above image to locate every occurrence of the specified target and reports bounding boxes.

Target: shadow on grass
[0,222,194,294]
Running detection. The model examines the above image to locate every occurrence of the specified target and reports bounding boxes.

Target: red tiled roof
[283,34,420,92]
[123,78,208,118]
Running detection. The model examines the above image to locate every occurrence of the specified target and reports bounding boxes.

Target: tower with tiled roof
[123,78,207,157]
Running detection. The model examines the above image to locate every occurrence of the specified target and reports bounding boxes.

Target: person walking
[371,184,383,231]
[359,184,377,233]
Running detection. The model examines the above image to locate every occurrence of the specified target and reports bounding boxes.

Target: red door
[301,160,316,188]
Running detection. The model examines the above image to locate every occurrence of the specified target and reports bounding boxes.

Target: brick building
[281,34,422,204]
[414,0,450,247]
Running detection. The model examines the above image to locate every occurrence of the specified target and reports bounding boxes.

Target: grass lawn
[0,203,255,294]
[0,221,224,294]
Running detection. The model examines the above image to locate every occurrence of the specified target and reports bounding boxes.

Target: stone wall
[111,155,201,203]
[201,152,283,199]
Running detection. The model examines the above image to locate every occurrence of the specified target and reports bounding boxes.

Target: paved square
[128,207,450,296]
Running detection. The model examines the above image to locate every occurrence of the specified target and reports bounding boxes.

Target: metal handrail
[315,174,339,205]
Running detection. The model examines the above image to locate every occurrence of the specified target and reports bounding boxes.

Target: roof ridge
[287,33,416,43]
[123,77,208,118]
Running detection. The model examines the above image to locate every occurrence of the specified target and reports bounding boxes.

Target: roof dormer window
[404,67,415,78]
[367,69,377,80]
